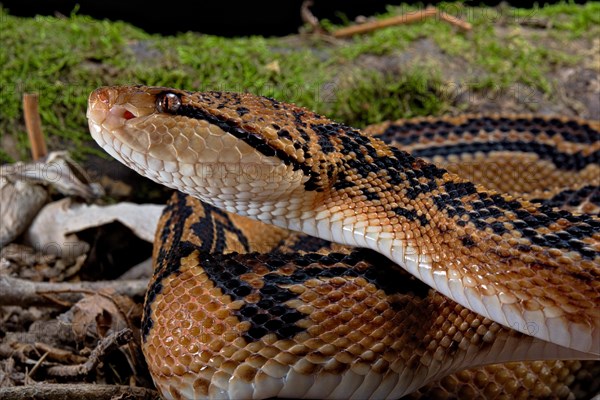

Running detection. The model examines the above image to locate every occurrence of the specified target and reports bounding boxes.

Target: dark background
[0,0,590,36]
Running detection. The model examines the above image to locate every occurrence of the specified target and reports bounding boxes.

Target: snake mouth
[87,86,153,128]
[87,86,160,161]
[88,87,129,123]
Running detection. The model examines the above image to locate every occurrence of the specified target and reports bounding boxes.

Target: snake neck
[260,123,600,356]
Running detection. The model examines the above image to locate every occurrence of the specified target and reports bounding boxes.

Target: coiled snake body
[87,86,600,399]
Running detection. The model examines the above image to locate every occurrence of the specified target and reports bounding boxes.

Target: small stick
[46,329,133,377]
[34,342,87,364]
[0,384,160,400]
[0,276,149,307]
[332,7,439,38]
[331,6,472,38]
[439,11,472,31]
[26,351,48,379]
[300,0,325,34]
[23,93,48,161]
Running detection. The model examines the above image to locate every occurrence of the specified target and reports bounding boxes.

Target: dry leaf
[0,151,104,248]
[71,294,130,342]
[24,198,164,263]
[0,176,48,248]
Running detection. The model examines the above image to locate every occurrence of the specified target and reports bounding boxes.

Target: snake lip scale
[87,85,599,399]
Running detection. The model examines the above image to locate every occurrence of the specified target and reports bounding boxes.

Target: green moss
[326,66,447,127]
[0,11,149,161]
[426,4,586,92]
[512,1,600,38]
[329,5,435,59]
[325,2,590,92]
[0,2,596,163]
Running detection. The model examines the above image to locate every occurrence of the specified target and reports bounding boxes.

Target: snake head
[87,85,331,223]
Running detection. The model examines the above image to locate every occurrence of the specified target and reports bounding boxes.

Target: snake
[86,85,600,399]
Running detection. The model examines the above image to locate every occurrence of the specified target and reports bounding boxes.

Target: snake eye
[156,92,181,114]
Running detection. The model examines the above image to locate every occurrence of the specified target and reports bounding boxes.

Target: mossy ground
[0,2,598,163]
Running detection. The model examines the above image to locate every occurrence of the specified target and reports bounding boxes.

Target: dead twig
[46,329,133,377]
[0,383,160,400]
[25,351,48,379]
[300,0,326,34]
[332,7,438,38]
[34,342,87,364]
[439,11,473,31]
[0,276,148,307]
[331,6,471,38]
[23,93,48,161]
[0,357,17,387]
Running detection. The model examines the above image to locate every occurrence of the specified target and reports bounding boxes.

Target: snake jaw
[87,86,153,126]
[87,87,156,156]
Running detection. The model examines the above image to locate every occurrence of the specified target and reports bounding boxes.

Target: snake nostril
[90,87,117,106]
